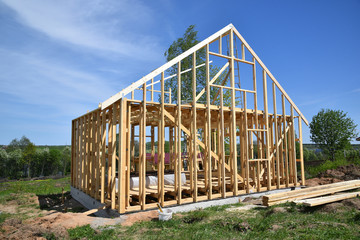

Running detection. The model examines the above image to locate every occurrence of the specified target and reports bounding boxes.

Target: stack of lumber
[263,180,360,207]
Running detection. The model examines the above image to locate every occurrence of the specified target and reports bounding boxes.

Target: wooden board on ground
[263,180,360,206]
[294,191,360,207]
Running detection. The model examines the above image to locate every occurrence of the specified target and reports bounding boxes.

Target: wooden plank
[264,180,360,206]
[272,83,280,189]
[151,126,155,166]
[91,113,96,197]
[243,93,250,193]
[263,71,271,190]
[177,61,182,204]
[151,78,154,102]
[118,99,127,213]
[298,117,305,186]
[74,120,78,188]
[95,110,101,200]
[230,29,238,195]
[71,120,75,186]
[206,44,212,199]
[84,114,89,194]
[192,52,198,202]
[282,95,289,187]
[252,57,261,192]
[100,110,106,203]
[140,83,147,210]
[107,109,113,200]
[291,107,297,186]
[266,180,360,200]
[220,89,226,198]
[80,116,85,191]
[160,71,165,206]
[111,104,117,209]
[125,105,131,208]
[294,191,360,207]
[216,113,221,192]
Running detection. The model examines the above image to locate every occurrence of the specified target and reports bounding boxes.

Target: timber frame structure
[71,24,308,213]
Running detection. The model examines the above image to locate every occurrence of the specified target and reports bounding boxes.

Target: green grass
[66,202,360,240]
[68,225,116,240]
[0,177,70,205]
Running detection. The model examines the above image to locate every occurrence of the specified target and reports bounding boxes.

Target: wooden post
[151,126,155,166]
[243,92,250,193]
[151,78,154,102]
[282,95,289,187]
[95,110,101,200]
[291,106,297,186]
[140,83,147,210]
[192,52,198,202]
[101,110,106,203]
[111,104,117,209]
[230,29,238,195]
[85,114,89,194]
[107,109,113,200]
[91,112,96,197]
[80,117,84,191]
[177,61,182,204]
[263,70,272,190]
[206,44,212,199]
[298,117,305,186]
[272,83,280,189]
[118,99,127,213]
[160,71,165,206]
[220,88,226,198]
[126,104,131,208]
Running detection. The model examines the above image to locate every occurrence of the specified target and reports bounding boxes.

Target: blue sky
[0,0,359,145]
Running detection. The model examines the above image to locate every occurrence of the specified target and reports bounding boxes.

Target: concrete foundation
[71,185,300,218]
[167,187,300,213]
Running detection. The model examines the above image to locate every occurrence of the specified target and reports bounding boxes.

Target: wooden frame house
[71,24,308,213]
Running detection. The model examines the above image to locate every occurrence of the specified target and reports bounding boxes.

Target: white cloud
[1,0,162,61]
[0,48,115,116]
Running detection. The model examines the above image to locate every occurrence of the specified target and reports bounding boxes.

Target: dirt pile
[319,164,360,181]
[306,164,360,186]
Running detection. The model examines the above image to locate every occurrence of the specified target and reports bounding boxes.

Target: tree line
[0,136,71,179]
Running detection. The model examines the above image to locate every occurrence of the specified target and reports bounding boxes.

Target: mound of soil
[306,164,360,187]
[319,164,360,181]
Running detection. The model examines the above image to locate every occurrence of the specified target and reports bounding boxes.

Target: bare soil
[306,164,360,187]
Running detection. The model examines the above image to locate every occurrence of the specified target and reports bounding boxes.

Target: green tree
[309,109,357,160]
[61,146,71,175]
[0,148,8,178]
[6,149,23,179]
[22,142,36,177]
[7,136,32,152]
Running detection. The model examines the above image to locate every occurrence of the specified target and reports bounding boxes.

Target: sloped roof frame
[101,23,308,125]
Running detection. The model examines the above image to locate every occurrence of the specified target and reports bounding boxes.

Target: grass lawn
[1,177,360,239]
[0,177,70,204]
[67,202,360,240]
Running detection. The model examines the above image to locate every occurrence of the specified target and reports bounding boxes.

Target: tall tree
[310,109,357,160]
[22,142,36,177]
